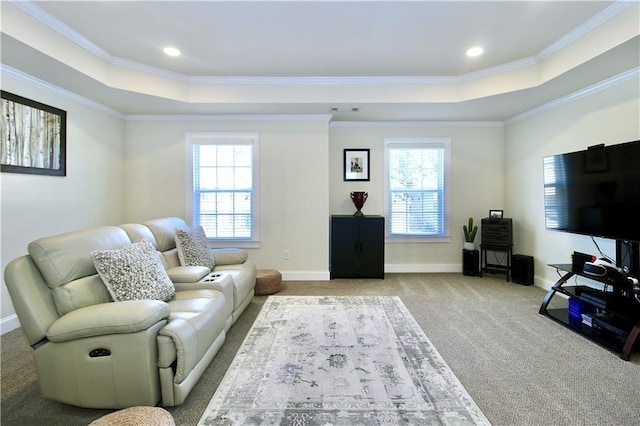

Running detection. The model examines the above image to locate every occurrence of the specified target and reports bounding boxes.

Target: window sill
[385,236,451,244]
[209,240,260,249]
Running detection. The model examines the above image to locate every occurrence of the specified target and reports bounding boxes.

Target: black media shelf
[539,264,640,361]
[544,308,629,353]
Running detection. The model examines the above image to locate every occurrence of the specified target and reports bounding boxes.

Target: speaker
[463,249,480,276]
[481,218,513,246]
[512,254,534,285]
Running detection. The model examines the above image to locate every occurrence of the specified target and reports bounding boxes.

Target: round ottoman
[89,406,175,426]
[255,269,282,295]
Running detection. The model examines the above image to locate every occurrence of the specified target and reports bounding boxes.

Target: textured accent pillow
[175,226,215,269]
[91,239,175,302]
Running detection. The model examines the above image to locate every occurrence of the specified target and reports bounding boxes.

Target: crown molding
[111,57,191,83]
[506,67,640,124]
[15,0,632,88]
[0,64,125,119]
[330,121,504,128]
[126,114,333,122]
[4,62,635,126]
[10,0,112,62]
[535,1,637,62]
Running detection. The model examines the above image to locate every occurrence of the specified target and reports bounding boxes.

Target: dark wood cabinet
[330,215,384,279]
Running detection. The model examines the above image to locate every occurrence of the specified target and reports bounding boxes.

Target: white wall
[123,117,331,279]
[1,74,126,333]
[330,123,505,271]
[504,77,640,289]
[2,69,637,332]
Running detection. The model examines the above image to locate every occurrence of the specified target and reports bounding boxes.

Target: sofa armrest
[166,266,210,283]
[46,300,171,343]
[212,248,248,266]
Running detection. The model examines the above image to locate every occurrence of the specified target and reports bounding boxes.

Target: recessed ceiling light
[466,46,484,58]
[163,46,181,57]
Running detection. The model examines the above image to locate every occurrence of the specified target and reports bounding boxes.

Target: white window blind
[385,139,450,240]
[186,133,259,246]
[543,155,568,230]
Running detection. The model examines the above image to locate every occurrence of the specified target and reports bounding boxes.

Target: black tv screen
[543,140,640,243]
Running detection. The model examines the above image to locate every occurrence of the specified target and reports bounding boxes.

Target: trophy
[350,192,368,217]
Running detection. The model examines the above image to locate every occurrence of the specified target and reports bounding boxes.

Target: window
[186,133,259,247]
[384,138,451,241]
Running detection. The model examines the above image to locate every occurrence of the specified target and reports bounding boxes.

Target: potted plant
[463,217,478,251]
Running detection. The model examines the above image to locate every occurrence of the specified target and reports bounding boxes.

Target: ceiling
[1,1,639,121]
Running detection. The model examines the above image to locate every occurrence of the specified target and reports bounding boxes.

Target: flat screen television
[543,140,640,276]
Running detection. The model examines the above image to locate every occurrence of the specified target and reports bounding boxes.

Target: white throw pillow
[91,239,175,302]
[175,226,215,269]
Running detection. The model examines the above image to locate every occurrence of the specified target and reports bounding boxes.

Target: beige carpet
[2,273,640,425]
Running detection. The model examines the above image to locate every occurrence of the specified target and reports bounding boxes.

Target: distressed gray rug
[198,296,490,425]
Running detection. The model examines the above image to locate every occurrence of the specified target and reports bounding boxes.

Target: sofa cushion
[144,217,189,252]
[213,261,256,310]
[47,300,171,343]
[175,226,215,269]
[212,248,248,266]
[166,266,210,283]
[28,226,131,315]
[163,289,228,383]
[91,240,175,302]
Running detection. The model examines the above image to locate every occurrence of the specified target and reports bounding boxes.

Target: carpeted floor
[2,273,640,425]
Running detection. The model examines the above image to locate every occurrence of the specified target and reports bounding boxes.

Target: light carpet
[198,296,491,425]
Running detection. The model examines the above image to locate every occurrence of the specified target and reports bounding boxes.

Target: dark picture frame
[343,149,370,181]
[489,209,503,219]
[1,91,67,176]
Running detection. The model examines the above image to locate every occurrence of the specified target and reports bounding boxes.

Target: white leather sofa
[4,217,256,409]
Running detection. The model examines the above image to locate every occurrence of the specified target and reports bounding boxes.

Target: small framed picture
[489,209,503,219]
[343,149,370,181]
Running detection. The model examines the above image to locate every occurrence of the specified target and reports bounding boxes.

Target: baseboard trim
[385,264,461,273]
[1,314,21,335]
[281,265,463,281]
[281,271,330,281]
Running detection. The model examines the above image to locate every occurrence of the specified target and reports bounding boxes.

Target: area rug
[198,296,491,425]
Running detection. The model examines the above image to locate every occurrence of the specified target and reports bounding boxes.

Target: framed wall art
[343,149,370,181]
[1,91,67,176]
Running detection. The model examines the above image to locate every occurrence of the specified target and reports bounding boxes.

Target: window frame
[185,132,260,248]
[383,137,451,243]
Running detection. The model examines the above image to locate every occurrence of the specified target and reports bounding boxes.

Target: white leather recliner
[4,217,256,408]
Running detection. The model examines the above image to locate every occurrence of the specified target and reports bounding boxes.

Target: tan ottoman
[255,269,282,295]
[89,406,175,426]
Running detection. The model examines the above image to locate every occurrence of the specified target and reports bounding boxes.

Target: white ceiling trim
[12,0,633,88]
[126,114,333,122]
[0,64,125,119]
[10,0,113,63]
[4,62,636,126]
[506,66,640,124]
[330,121,504,128]
[534,0,635,63]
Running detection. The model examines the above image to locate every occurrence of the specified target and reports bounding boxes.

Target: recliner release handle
[89,348,111,358]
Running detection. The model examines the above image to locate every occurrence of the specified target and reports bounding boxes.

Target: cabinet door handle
[360,242,364,253]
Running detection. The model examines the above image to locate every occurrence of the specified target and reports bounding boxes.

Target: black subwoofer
[512,254,534,285]
[463,249,480,276]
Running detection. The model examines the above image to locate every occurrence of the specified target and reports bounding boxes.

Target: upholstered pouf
[255,269,282,295]
[89,406,175,426]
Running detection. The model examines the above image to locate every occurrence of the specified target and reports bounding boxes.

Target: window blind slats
[387,142,447,237]
[192,143,254,239]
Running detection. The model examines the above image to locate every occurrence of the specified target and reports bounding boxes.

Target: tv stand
[539,264,640,361]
